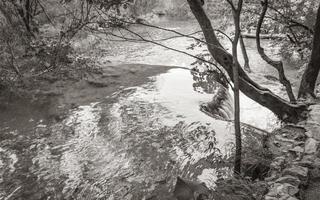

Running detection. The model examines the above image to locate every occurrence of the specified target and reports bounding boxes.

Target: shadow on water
[0,21,284,199]
[0,68,278,199]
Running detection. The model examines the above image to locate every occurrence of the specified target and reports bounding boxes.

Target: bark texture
[298,4,320,99]
[187,0,306,122]
[230,0,242,176]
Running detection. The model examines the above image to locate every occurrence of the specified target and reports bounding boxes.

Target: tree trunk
[25,0,31,30]
[231,0,242,176]
[187,0,306,123]
[256,0,296,103]
[240,34,251,73]
[298,4,320,99]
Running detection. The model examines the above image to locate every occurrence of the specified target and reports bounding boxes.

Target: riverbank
[1,19,317,199]
[262,104,320,200]
[0,64,172,124]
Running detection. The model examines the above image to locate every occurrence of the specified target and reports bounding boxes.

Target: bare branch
[119,26,234,88]
[36,0,55,27]
[86,24,233,88]
[225,0,236,11]
[5,41,22,77]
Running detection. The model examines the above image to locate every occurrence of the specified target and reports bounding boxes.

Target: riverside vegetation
[1,0,320,200]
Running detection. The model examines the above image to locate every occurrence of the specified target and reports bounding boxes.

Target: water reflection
[0,20,285,199]
[191,69,233,120]
[0,66,280,199]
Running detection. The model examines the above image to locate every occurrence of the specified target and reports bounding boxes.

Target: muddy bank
[0,64,172,124]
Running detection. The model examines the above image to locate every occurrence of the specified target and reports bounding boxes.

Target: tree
[242,0,316,63]
[298,3,320,99]
[186,0,307,123]
[226,0,243,175]
[256,0,296,103]
[240,0,320,99]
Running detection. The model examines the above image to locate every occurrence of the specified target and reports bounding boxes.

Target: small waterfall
[191,70,234,120]
[200,86,234,120]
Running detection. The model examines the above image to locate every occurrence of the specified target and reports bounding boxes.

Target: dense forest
[1,0,320,200]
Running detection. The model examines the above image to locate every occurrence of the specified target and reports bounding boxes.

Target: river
[0,20,299,199]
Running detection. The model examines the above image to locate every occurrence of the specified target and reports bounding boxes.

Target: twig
[121,26,233,87]
[225,0,236,11]
[4,186,22,200]
[6,41,22,77]
[36,0,55,27]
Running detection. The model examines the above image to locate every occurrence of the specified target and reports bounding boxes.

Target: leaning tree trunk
[256,0,296,103]
[186,0,306,123]
[298,3,320,99]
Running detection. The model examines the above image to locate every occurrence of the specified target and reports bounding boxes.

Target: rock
[173,177,210,200]
[309,105,320,120]
[289,146,304,153]
[265,196,279,200]
[275,135,296,144]
[275,175,301,186]
[265,174,279,183]
[305,131,313,138]
[267,183,299,197]
[286,197,299,200]
[304,138,319,154]
[283,166,308,182]
[297,159,314,168]
[270,156,286,171]
[294,132,307,142]
[305,125,320,140]
[279,194,294,200]
[309,168,320,179]
[306,118,320,128]
[300,155,320,168]
[285,184,299,196]
[313,157,320,168]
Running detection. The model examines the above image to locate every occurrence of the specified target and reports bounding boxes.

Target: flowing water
[0,20,298,199]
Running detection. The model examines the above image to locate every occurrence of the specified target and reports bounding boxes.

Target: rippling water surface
[0,20,290,199]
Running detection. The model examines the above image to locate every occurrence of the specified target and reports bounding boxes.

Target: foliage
[212,177,268,200]
[242,0,318,63]
[0,0,109,89]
